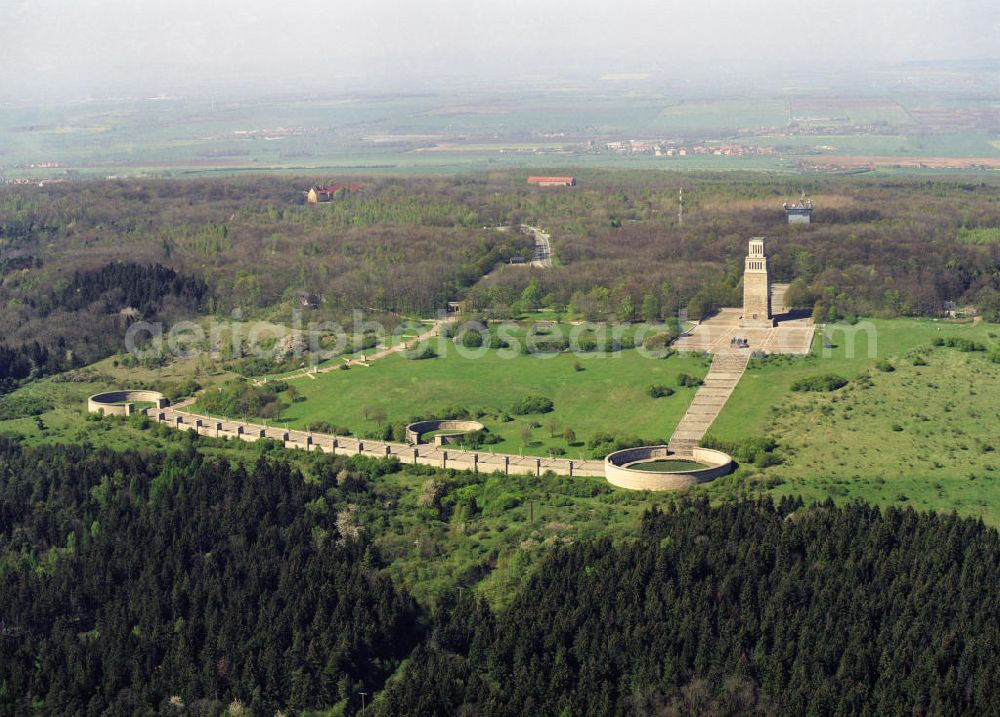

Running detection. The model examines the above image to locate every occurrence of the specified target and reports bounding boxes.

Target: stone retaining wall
[93,394,729,489]
[604,444,733,491]
[150,408,602,477]
[405,419,485,446]
[87,390,169,416]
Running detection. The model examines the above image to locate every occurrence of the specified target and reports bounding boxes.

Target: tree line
[0,438,418,715]
[381,496,1000,716]
[4,174,999,328]
[0,262,207,390]
[4,434,1000,715]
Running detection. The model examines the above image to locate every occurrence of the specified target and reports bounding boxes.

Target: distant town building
[307,182,359,203]
[783,191,814,224]
[527,176,576,187]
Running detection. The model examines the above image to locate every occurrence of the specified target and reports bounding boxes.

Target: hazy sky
[2,0,997,99]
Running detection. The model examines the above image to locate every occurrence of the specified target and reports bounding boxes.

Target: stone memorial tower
[741,237,773,328]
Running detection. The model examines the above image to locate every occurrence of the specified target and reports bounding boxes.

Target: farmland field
[3,88,998,179]
[648,99,790,133]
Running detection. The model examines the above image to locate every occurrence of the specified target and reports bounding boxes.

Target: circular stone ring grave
[604,445,733,491]
[87,390,170,417]
[405,419,485,446]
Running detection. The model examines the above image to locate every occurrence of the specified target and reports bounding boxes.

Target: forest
[0,262,207,387]
[382,497,1000,717]
[3,437,1000,716]
[2,172,999,392]
[0,437,418,716]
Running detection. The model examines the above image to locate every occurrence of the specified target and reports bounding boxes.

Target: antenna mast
[678,187,684,226]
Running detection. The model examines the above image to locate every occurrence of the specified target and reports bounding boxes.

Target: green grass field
[6,313,1000,532]
[708,317,1000,524]
[256,342,711,458]
[711,317,992,438]
[649,99,789,133]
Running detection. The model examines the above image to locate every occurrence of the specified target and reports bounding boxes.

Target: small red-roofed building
[307,183,360,203]
[527,176,575,187]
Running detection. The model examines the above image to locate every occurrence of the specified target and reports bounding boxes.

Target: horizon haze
[2,0,998,100]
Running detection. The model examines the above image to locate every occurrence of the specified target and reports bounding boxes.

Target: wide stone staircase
[668,350,750,454]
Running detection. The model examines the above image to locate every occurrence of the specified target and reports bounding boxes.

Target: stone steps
[667,351,750,453]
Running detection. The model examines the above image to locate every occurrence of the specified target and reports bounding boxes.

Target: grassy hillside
[244,341,711,458]
[709,317,1000,523]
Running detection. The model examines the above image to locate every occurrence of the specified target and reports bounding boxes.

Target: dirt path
[253,317,453,385]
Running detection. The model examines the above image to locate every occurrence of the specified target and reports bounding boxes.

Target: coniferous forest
[0,438,418,715]
[3,437,1000,716]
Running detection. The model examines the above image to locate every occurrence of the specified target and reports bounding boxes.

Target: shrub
[465,429,501,448]
[486,334,511,350]
[703,435,778,464]
[226,357,286,377]
[934,337,986,352]
[643,332,677,354]
[439,406,471,420]
[512,395,554,415]
[162,379,202,403]
[458,329,485,348]
[198,380,282,418]
[585,432,652,459]
[354,333,379,352]
[755,452,782,469]
[403,346,437,360]
[0,394,52,420]
[347,454,400,479]
[646,384,675,398]
[309,421,351,436]
[676,373,703,388]
[790,374,848,392]
[525,336,569,354]
[258,401,284,420]
[363,424,394,441]
[875,360,895,373]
